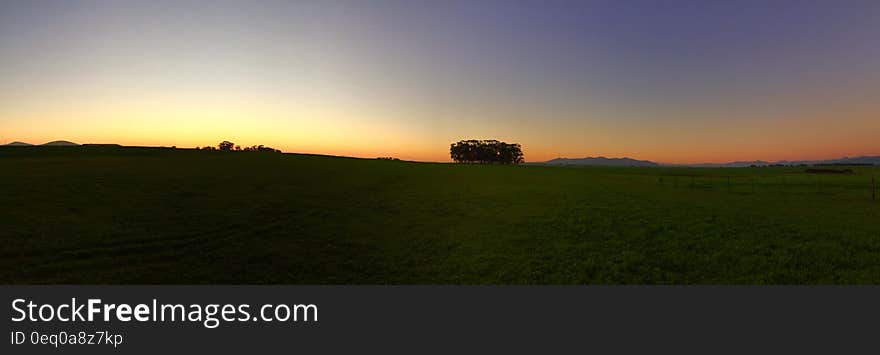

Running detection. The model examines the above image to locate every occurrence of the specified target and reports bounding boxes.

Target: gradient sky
[1,0,878,163]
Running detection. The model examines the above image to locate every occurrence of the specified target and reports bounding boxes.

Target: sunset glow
[1,1,878,163]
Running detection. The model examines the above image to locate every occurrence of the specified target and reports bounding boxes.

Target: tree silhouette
[242,144,281,153]
[450,139,524,164]
[199,141,280,153]
[218,141,235,151]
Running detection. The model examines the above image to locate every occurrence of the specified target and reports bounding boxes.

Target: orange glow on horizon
[1,78,878,165]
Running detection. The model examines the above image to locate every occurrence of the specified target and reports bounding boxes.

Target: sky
[0,0,878,163]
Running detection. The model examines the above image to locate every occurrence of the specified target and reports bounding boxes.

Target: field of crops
[2,146,878,284]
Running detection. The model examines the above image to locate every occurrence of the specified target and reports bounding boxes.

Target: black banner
[2,286,877,353]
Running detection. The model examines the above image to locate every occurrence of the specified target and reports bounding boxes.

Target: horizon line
[4,140,879,166]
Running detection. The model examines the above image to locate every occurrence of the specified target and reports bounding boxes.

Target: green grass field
[2,146,878,284]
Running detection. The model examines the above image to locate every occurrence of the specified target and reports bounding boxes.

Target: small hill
[542,156,659,167]
[41,140,79,146]
[5,141,33,146]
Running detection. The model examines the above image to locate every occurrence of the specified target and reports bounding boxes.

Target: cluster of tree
[241,144,281,152]
[196,141,281,153]
[376,157,400,161]
[450,139,524,164]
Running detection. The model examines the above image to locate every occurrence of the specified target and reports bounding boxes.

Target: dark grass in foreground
[1,146,879,284]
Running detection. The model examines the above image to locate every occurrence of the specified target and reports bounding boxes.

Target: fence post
[873,174,876,201]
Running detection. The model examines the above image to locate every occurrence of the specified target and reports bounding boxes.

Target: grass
[1,146,878,284]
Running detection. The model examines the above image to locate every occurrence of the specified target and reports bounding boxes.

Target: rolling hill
[41,140,79,146]
[5,141,33,146]
[540,157,659,167]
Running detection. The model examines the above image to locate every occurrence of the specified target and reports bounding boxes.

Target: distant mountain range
[537,156,880,167]
[540,157,659,167]
[4,140,78,146]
